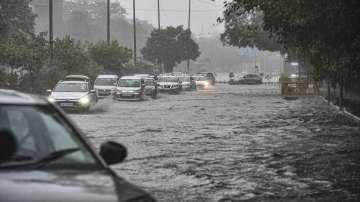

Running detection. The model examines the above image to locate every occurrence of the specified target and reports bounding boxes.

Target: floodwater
[70,84,360,202]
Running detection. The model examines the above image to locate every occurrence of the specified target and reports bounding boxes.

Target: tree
[0,0,35,43]
[63,0,153,49]
[141,26,200,73]
[220,10,283,52]
[52,36,90,75]
[0,32,49,92]
[222,0,360,109]
[89,40,132,74]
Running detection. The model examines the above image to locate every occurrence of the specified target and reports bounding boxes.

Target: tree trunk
[327,78,331,105]
[164,62,174,73]
[339,74,344,110]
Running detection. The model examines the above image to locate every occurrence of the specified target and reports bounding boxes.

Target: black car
[0,90,155,202]
[240,74,263,84]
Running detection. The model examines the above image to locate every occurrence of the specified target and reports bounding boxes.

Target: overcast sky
[119,0,225,37]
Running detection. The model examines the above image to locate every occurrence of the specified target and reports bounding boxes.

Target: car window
[54,82,89,92]
[95,78,117,86]
[0,105,99,169]
[118,79,141,87]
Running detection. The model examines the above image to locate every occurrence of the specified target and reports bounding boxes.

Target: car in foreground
[94,75,118,98]
[47,81,97,112]
[113,76,145,101]
[0,89,155,202]
[157,76,182,94]
[193,75,210,90]
[240,74,263,84]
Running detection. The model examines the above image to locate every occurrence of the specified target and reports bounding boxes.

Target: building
[30,0,64,38]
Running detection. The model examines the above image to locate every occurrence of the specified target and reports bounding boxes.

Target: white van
[94,75,118,98]
[113,76,145,101]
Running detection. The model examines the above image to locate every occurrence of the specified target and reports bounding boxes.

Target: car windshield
[54,83,88,92]
[158,77,178,82]
[194,76,207,81]
[94,78,117,86]
[0,105,99,170]
[118,79,140,87]
[144,79,154,86]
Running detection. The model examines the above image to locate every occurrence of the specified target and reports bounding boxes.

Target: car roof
[64,75,90,80]
[58,81,88,84]
[120,76,142,80]
[96,75,118,79]
[0,89,47,105]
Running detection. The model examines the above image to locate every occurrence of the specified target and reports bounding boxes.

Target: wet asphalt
[70,84,360,202]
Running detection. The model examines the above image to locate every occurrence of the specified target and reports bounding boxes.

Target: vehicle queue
[47,72,216,113]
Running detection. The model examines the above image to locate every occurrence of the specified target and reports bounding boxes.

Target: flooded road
[71,84,360,202]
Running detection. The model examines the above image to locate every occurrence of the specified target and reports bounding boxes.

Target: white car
[113,76,144,101]
[157,76,182,94]
[94,75,118,98]
[193,76,210,90]
[47,81,97,112]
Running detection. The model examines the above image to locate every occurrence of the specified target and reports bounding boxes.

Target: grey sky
[119,0,225,37]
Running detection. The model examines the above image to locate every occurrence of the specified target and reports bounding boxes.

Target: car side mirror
[0,130,17,163]
[47,89,52,93]
[100,141,127,165]
[90,90,96,93]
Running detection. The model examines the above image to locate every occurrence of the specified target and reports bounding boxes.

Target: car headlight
[48,97,56,103]
[79,96,90,106]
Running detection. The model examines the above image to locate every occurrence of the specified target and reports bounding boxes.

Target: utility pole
[49,0,54,61]
[133,0,137,66]
[107,0,110,45]
[157,0,162,73]
[157,0,161,30]
[186,0,191,74]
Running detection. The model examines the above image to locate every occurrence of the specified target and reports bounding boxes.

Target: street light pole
[157,0,161,30]
[133,0,137,66]
[157,0,162,73]
[107,0,110,45]
[186,0,191,74]
[49,0,53,61]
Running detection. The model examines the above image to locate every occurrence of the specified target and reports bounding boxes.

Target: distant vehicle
[47,81,97,112]
[0,90,155,202]
[157,76,182,94]
[94,75,118,98]
[193,76,210,90]
[240,74,263,84]
[197,72,216,85]
[113,76,145,101]
[144,77,158,99]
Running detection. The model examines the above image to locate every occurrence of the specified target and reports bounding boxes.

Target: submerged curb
[319,96,360,123]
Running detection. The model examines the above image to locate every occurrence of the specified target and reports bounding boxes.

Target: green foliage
[89,41,132,74]
[0,0,35,43]
[63,0,153,49]
[220,10,283,52]
[52,36,90,75]
[141,26,200,73]
[222,0,360,82]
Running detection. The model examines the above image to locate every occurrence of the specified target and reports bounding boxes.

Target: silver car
[47,81,97,112]
[113,76,144,101]
[94,75,118,98]
[157,76,182,94]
